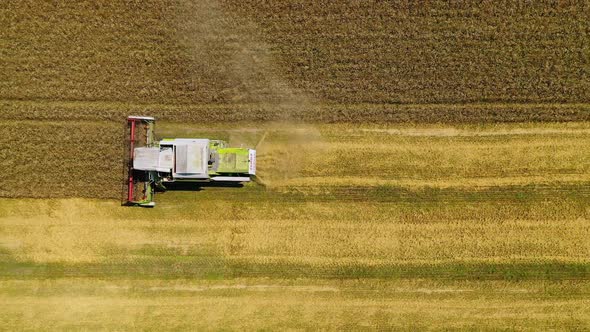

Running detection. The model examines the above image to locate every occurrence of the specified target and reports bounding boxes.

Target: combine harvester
[123,116,256,207]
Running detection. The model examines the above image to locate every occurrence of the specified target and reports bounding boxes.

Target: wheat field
[2,122,590,329]
[3,0,590,330]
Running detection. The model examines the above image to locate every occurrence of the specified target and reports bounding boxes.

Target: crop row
[3,120,589,203]
[0,121,122,199]
[2,100,590,123]
[2,196,590,277]
[2,1,589,105]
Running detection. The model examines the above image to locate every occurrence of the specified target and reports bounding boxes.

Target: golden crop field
[2,1,590,330]
[2,122,590,329]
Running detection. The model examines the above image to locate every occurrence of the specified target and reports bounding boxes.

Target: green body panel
[216,148,250,174]
[209,140,227,150]
[158,139,250,176]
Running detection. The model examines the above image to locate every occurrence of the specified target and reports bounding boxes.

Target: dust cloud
[174,0,323,185]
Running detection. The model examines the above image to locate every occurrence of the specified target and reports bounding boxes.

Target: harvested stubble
[1,187,589,275]
[2,195,590,328]
[1,278,589,330]
[2,122,590,329]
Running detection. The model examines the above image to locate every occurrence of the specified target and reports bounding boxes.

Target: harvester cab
[123,116,256,207]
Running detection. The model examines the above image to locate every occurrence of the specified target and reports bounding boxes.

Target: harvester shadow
[159,182,244,192]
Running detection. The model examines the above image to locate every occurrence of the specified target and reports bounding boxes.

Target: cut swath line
[269,175,590,190]
[357,128,590,137]
[146,285,340,292]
